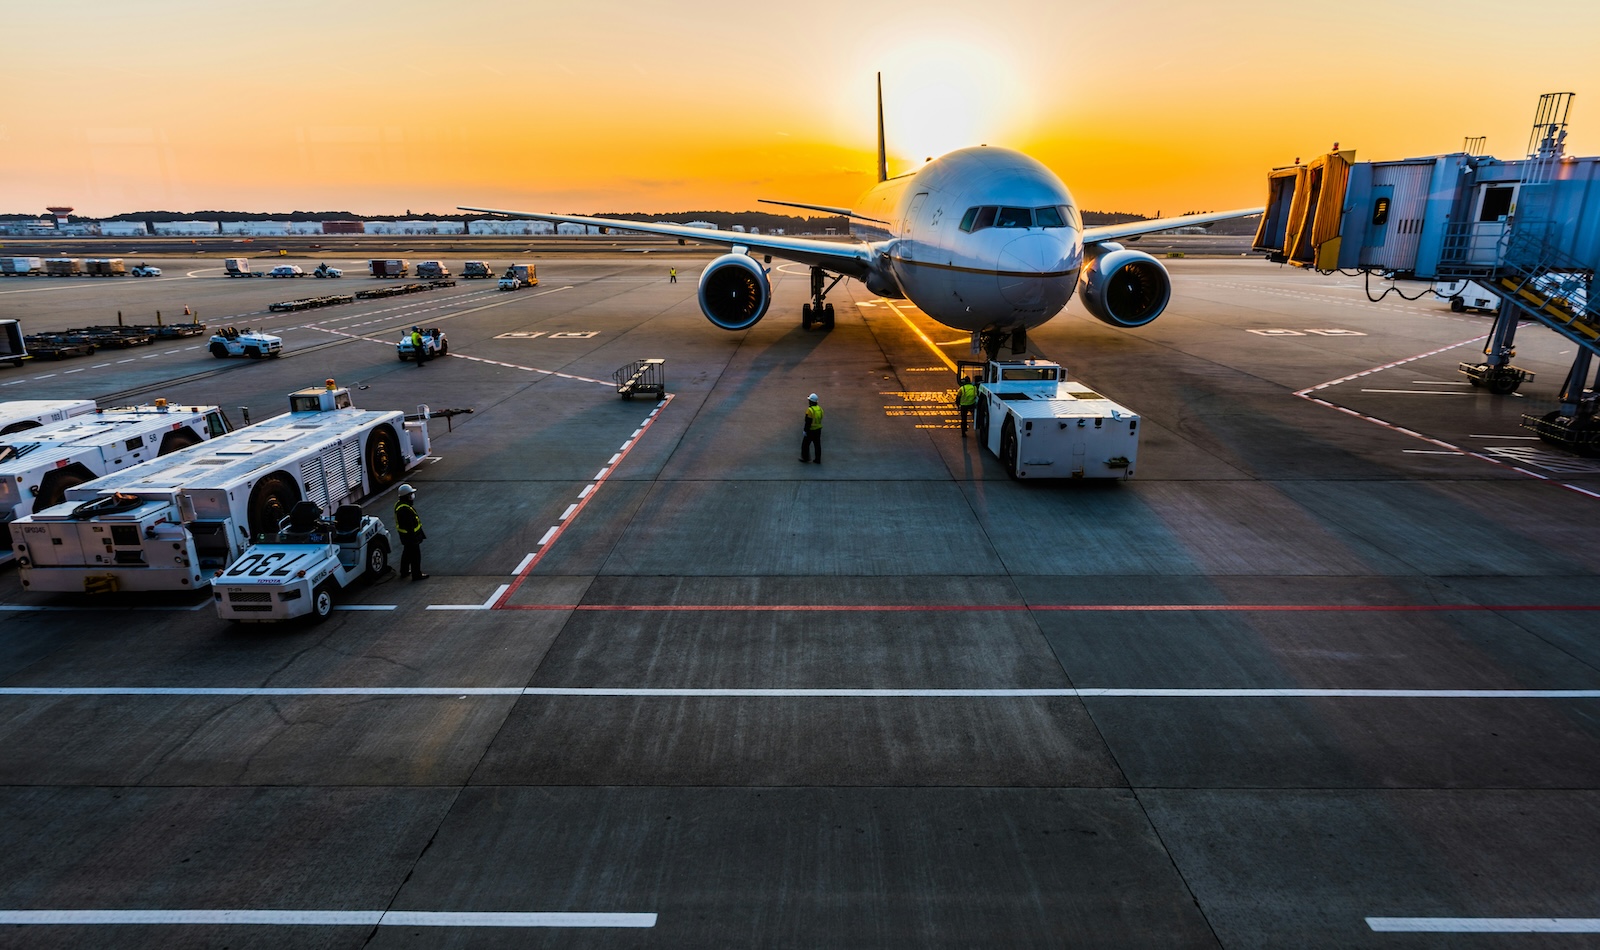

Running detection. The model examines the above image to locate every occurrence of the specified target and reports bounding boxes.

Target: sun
[876,40,1033,170]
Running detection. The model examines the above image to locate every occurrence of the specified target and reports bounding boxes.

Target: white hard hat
[398,484,415,496]
[808,393,819,402]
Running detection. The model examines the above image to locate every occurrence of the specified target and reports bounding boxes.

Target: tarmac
[0,241,1597,948]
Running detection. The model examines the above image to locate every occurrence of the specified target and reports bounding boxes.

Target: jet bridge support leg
[1524,349,1600,455]
[1459,303,1533,395]
[802,267,841,331]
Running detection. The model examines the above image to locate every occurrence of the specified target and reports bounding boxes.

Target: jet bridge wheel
[365,424,404,491]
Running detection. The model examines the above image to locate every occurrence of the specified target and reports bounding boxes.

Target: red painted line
[496,603,1600,613]
[493,394,674,608]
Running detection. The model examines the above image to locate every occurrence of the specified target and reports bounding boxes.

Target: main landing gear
[802,266,843,331]
[975,326,1028,360]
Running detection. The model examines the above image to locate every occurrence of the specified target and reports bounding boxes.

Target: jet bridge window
[1479,186,1515,222]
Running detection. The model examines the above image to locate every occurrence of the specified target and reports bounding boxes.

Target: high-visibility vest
[395,501,421,538]
[957,383,978,407]
[806,405,823,430]
[411,332,423,350]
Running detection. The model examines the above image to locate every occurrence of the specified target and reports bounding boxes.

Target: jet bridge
[1254,93,1600,454]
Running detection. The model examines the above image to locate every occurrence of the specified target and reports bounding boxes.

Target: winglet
[876,72,888,183]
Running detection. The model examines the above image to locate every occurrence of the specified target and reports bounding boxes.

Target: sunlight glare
[878,40,1032,170]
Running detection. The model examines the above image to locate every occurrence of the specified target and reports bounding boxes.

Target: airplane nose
[997,234,1074,310]
[999,234,1072,275]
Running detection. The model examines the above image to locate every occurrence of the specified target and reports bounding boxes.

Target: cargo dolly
[613,358,666,400]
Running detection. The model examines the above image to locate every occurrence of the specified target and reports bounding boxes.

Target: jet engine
[697,253,772,331]
[1076,242,1172,328]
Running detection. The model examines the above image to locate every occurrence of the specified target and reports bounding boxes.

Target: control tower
[45,206,73,228]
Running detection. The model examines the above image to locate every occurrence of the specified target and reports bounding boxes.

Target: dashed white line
[559,503,578,521]
[608,453,621,465]
[62,368,84,374]
[578,483,595,498]
[0,910,655,929]
[1368,918,1600,934]
[90,362,110,368]
[537,526,558,546]
[4,687,1598,699]
[513,553,537,574]
[425,583,509,612]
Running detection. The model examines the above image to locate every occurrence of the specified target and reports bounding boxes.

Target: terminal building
[1255,93,1600,454]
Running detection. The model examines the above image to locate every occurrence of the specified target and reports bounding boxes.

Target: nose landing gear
[976,327,1028,360]
[802,266,843,331]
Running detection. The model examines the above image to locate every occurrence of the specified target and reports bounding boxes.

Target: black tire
[245,347,260,359]
[823,302,835,330]
[157,427,202,455]
[309,583,335,623]
[439,340,448,356]
[1000,421,1020,481]
[1486,372,1522,396]
[34,467,91,510]
[365,425,404,491]
[1450,297,1465,313]
[801,303,812,329]
[210,342,229,358]
[365,541,388,579]
[269,350,281,358]
[0,420,41,435]
[975,400,989,443]
[246,473,300,537]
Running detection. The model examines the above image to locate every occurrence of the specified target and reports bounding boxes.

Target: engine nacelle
[697,253,772,331]
[1077,242,1172,328]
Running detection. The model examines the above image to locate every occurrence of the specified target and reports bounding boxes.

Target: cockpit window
[994,207,1032,228]
[960,204,1077,233]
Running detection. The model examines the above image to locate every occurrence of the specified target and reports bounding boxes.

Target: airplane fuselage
[848,146,1084,334]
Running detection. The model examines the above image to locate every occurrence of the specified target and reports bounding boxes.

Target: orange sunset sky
[6,0,1600,218]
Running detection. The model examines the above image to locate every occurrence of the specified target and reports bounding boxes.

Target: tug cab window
[1000,367,1058,381]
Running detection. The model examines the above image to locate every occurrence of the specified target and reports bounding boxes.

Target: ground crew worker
[955,376,979,436]
[394,484,427,580]
[669,267,677,284]
[799,393,823,464]
[410,326,427,367]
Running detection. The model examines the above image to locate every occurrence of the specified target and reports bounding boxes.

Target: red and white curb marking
[1295,336,1600,500]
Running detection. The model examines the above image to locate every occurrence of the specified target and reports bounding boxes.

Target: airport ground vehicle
[213,501,391,622]
[129,264,162,277]
[11,380,429,593]
[269,264,304,278]
[397,327,447,361]
[1437,280,1501,314]
[498,275,522,291]
[369,259,409,278]
[209,326,283,359]
[45,258,82,277]
[0,402,230,552]
[966,359,1139,480]
[416,261,450,279]
[462,261,493,279]
[0,399,96,434]
[312,263,343,278]
[1,258,44,276]
[503,263,537,286]
[224,258,262,277]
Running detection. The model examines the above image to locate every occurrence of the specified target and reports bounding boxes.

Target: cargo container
[461,260,493,278]
[12,381,429,593]
[0,320,26,368]
[415,260,450,279]
[0,258,43,276]
[224,258,262,277]
[84,258,126,277]
[44,258,83,277]
[369,259,410,278]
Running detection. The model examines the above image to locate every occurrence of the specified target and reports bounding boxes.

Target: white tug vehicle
[11,381,427,594]
[968,358,1140,479]
[213,500,391,622]
[396,327,447,361]
[208,326,284,359]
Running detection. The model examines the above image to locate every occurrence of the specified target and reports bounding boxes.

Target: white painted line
[0,910,655,929]
[4,687,1598,699]
[116,358,134,363]
[537,526,558,546]
[331,605,397,611]
[619,440,633,450]
[578,483,595,498]
[33,373,55,379]
[0,380,21,386]
[560,503,578,521]
[90,362,110,368]
[62,368,84,374]
[513,553,537,574]
[1471,434,1541,440]
[608,454,621,465]
[423,583,510,612]
[594,468,609,480]
[1359,389,1474,395]
[1367,918,1600,933]
[1403,450,1463,455]
[631,429,642,439]
[483,583,509,607]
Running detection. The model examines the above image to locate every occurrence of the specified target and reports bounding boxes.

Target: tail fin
[876,72,888,183]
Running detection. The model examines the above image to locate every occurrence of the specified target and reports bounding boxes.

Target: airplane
[461,75,1260,360]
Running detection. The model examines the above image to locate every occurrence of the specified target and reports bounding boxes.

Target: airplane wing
[1082,207,1263,245]
[458,206,875,277]
[758,198,889,225]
